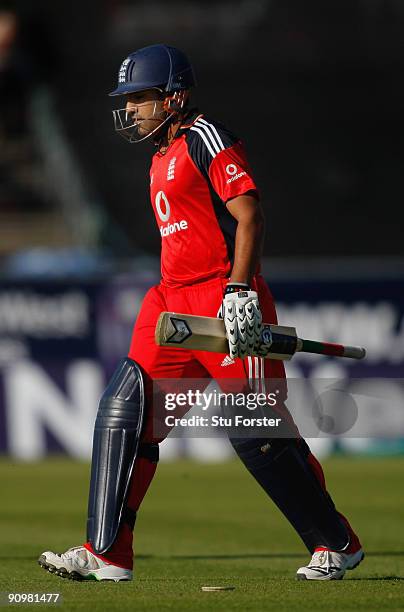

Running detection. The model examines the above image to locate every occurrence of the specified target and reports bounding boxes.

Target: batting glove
[221,283,263,359]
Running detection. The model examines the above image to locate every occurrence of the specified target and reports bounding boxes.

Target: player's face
[125,90,166,137]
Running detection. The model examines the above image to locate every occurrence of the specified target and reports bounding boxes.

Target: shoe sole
[37,555,130,582]
[296,571,345,581]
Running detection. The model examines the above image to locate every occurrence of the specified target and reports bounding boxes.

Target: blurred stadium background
[1,0,404,464]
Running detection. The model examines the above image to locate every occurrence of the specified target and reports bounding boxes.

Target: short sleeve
[185,116,259,202]
[208,142,258,203]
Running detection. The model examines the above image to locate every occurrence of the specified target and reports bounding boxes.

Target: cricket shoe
[296,547,365,581]
[38,546,132,582]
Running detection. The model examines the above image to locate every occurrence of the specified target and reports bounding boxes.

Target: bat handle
[298,339,366,360]
[342,345,367,359]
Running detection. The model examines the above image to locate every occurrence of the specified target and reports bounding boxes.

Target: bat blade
[155,312,297,360]
[155,312,229,352]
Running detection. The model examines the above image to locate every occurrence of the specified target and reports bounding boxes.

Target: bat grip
[299,339,366,360]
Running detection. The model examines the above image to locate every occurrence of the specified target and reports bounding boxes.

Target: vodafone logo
[226,164,238,176]
[155,190,188,238]
[225,163,246,184]
[155,190,170,222]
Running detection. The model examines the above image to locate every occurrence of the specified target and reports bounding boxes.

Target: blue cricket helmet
[109,44,196,96]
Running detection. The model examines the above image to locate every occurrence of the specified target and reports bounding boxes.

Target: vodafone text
[160,219,188,237]
[226,171,246,184]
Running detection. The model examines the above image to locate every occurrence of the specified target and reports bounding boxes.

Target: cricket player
[39,44,364,581]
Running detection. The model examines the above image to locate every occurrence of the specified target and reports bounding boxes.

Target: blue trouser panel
[87,358,158,554]
[230,437,349,553]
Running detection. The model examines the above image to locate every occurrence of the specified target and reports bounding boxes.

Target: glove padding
[222,287,263,359]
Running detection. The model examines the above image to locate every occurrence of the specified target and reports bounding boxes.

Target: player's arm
[226,191,264,286]
[219,191,264,358]
[186,122,264,358]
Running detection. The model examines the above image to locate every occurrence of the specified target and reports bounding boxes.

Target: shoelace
[60,547,84,561]
[310,551,331,571]
[309,550,343,575]
[60,547,100,570]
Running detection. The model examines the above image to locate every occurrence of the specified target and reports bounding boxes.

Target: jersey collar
[175,108,203,137]
[155,109,202,154]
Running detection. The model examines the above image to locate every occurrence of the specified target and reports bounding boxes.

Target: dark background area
[3,0,404,257]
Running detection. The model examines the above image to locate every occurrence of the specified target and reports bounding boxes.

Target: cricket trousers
[84,275,361,569]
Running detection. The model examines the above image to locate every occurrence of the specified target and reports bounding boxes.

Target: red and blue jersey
[149,110,259,287]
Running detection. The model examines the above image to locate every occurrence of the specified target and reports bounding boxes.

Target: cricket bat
[155,312,366,360]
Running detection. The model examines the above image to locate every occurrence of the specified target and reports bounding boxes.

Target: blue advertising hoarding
[0,272,403,459]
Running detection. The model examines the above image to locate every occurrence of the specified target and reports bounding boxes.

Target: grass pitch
[1,456,404,611]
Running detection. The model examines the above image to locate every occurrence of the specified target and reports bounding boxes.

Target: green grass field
[1,456,404,611]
